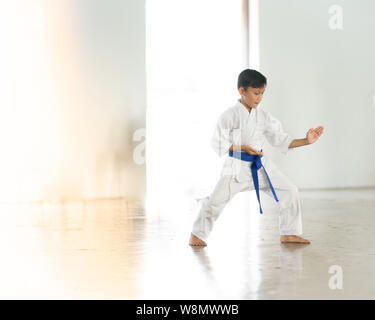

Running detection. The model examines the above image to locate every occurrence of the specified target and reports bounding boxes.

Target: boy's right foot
[189,233,207,246]
[280,235,310,244]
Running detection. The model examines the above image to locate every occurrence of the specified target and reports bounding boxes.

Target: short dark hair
[237,69,267,90]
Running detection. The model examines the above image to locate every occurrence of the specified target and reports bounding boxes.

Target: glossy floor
[0,188,374,299]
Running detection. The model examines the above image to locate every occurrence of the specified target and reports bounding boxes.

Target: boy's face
[239,85,266,109]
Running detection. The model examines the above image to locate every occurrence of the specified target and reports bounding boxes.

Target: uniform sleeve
[210,110,235,157]
[264,111,294,155]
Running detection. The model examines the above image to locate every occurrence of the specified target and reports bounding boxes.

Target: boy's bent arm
[229,144,263,155]
[229,144,245,151]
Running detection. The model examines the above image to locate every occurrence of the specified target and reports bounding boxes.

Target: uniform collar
[236,99,255,117]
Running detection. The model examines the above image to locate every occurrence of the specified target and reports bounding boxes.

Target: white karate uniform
[191,99,303,241]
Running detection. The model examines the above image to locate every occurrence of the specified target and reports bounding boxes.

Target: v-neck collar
[236,99,254,117]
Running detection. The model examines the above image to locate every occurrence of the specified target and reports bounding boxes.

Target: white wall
[146,0,244,215]
[258,0,375,188]
[0,0,146,203]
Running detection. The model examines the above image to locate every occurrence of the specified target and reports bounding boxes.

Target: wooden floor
[1,188,375,299]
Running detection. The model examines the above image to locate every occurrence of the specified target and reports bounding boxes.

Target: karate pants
[191,158,303,241]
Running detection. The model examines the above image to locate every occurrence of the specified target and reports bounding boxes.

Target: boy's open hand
[244,145,264,156]
[306,126,324,144]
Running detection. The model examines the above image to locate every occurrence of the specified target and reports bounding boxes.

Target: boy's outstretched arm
[288,126,324,149]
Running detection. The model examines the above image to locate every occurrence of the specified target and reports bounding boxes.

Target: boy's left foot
[280,235,310,244]
[189,233,207,246]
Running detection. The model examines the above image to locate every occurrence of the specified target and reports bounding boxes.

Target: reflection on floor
[1,188,375,299]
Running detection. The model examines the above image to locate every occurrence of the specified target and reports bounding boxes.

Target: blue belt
[229,150,279,214]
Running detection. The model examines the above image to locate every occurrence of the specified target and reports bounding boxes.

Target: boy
[189,69,324,246]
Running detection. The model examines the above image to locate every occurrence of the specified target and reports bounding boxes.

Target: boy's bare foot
[280,235,310,244]
[189,233,207,246]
